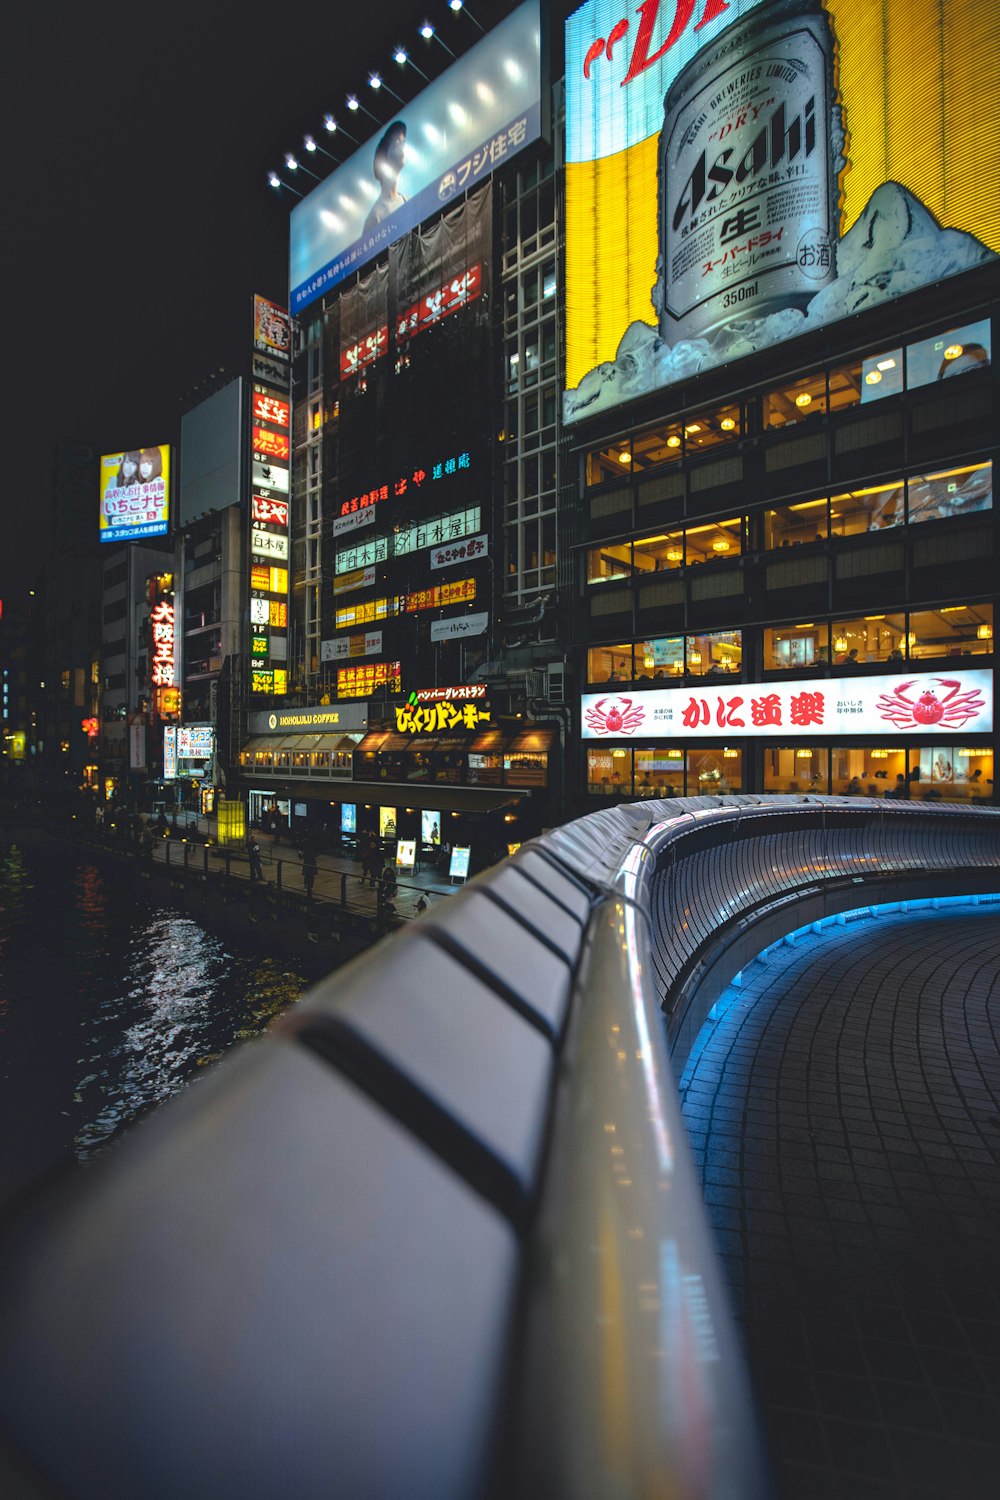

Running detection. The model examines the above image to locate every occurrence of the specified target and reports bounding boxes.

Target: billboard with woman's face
[289,1,541,314]
[99,443,170,542]
[564,0,1000,423]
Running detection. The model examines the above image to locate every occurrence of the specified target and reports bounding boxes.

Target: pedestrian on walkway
[377,863,397,916]
[302,846,317,899]
[248,837,264,881]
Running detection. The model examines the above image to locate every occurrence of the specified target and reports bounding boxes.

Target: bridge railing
[2,796,998,1499]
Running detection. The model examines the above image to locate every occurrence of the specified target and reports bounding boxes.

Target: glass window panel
[764,746,828,794]
[688,748,742,794]
[906,319,991,389]
[908,604,993,661]
[587,750,617,798]
[587,644,634,682]
[911,746,992,801]
[829,482,903,537]
[860,347,903,401]
[764,498,828,549]
[687,631,742,676]
[684,518,742,564]
[832,746,906,797]
[682,403,742,451]
[828,359,864,413]
[586,543,632,585]
[635,748,684,797]
[633,529,684,571]
[764,623,827,670]
[586,443,632,487]
[763,372,828,428]
[638,636,684,679]
[830,613,906,665]
[907,462,991,525]
[632,421,683,471]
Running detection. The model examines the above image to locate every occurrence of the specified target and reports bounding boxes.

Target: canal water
[0,835,316,1212]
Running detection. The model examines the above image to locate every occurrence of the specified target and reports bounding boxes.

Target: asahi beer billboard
[289,0,542,314]
[564,0,1000,422]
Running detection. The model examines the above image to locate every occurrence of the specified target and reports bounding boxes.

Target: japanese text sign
[581,670,993,740]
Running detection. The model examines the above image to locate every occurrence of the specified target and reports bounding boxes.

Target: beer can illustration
[659,0,840,344]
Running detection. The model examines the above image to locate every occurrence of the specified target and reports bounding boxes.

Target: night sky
[6,0,520,597]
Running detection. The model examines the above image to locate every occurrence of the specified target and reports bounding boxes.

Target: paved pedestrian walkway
[678,903,1000,1500]
[144,821,462,923]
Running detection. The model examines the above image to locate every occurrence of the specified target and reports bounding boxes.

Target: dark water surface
[0,837,313,1211]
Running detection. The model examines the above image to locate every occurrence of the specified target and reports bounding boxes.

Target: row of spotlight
[268,3,483,196]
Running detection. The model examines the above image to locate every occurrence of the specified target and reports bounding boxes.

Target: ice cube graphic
[565,182,994,422]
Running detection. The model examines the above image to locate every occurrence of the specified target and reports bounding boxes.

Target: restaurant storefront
[236,703,368,833]
[581,669,995,803]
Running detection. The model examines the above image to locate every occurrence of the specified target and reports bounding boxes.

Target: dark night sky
[4,0,520,598]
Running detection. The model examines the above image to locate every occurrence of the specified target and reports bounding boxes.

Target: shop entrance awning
[333,781,529,813]
[504,728,555,754]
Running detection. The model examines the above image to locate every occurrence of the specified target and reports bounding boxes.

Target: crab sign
[585,696,646,736]
[874,678,986,731]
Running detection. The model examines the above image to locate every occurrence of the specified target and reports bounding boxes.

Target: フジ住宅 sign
[289,0,542,311]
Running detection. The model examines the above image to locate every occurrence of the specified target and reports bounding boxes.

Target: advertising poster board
[449,846,472,882]
[99,443,170,543]
[396,840,416,870]
[581,669,993,741]
[341,803,357,834]
[290,0,542,311]
[421,811,442,847]
[563,0,1000,422]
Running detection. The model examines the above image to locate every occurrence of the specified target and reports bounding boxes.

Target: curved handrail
[1,797,998,1499]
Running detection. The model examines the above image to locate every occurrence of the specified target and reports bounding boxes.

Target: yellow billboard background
[566,0,1000,389]
[99,443,171,540]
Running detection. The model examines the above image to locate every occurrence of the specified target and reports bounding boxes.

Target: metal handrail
[2,796,999,1499]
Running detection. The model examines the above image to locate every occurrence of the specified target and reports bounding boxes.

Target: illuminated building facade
[273,0,564,858]
[565,0,1000,807]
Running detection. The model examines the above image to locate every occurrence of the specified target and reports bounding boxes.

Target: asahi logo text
[582,0,733,85]
[672,95,816,231]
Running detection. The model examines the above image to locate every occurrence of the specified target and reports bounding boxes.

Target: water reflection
[0,842,310,1200]
[75,910,305,1158]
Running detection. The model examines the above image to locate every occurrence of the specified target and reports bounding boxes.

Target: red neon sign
[252,495,289,527]
[252,427,289,461]
[397,265,482,342]
[252,391,290,428]
[340,325,389,380]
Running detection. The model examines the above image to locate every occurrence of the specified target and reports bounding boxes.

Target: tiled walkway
[678,904,1000,1500]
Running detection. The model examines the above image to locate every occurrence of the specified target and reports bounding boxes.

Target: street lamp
[394,45,429,80]
[323,114,359,145]
[304,134,338,164]
[449,0,484,29]
[347,93,380,123]
[420,22,455,57]
[285,153,320,182]
[267,172,303,198]
[369,71,404,104]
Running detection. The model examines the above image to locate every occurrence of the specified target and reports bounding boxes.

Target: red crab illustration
[874,677,986,730]
[585,696,645,737]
